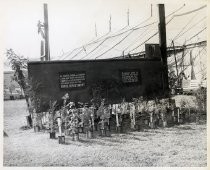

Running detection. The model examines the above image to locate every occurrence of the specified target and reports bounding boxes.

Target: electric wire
[128,5,206,54]
[70,20,151,60]
[94,23,158,59]
[186,27,206,42]
[64,4,186,60]
[180,45,206,73]
[174,17,206,41]
[172,12,199,41]
[81,22,156,60]
[93,4,187,59]
[61,4,205,60]
[122,24,157,52]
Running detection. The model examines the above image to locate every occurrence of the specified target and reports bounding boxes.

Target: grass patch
[3,99,207,167]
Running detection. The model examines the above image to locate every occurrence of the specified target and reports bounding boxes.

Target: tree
[194,86,207,123]
[6,49,30,107]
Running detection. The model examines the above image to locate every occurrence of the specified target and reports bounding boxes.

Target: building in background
[4,71,25,100]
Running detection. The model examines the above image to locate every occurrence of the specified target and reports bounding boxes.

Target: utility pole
[44,3,50,61]
[180,45,186,72]
[40,40,45,61]
[172,40,178,76]
[158,4,169,94]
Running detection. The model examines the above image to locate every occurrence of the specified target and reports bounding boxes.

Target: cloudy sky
[0,0,207,62]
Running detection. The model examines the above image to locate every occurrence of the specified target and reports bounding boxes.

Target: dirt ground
[3,98,207,167]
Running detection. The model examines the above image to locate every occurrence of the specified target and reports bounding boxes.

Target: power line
[65,20,152,60]
[80,31,130,60]
[95,29,137,59]
[61,30,121,60]
[173,16,206,41]
[178,45,206,74]
[186,27,206,42]
[60,31,112,60]
[68,48,84,60]
[173,5,206,17]
[128,10,183,53]
[165,5,206,25]
[129,31,158,53]
[129,5,206,54]
[81,22,156,60]
[122,25,157,52]
[125,39,206,60]
[195,66,206,76]
[62,4,204,60]
[60,47,82,60]
[128,4,185,30]
[172,12,199,41]
[63,4,185,60]
[166,4,186,18]
[94,23,158,59]
[168,40,206,67]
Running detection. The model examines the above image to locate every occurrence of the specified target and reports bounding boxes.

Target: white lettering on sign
[121,71,140,83]
[59,72,86,89]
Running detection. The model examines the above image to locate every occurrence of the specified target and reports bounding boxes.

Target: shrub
[193,87,207,122]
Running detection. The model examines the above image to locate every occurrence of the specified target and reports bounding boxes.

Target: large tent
[53,4,207,82]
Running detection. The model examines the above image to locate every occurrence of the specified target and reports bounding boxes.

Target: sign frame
[119,69,142,86]
[58,71,87,90]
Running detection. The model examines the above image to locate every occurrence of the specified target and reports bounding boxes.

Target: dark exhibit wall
[28,58,163,110]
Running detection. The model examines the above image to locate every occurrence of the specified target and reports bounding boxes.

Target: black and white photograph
[1,0,208,167]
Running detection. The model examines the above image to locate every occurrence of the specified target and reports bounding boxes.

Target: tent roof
[54,4,206,61]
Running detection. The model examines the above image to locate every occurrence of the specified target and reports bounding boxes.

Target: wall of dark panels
[28,58,164,111]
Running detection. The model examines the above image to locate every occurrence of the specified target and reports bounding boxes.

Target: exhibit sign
[59,72,86,89]
[120,69,141,85]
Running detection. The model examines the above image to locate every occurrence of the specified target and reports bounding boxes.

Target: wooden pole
[91,110,95,131]
[172,40,179,76]
[190,51,196,80]
[150,112,153,128]
[133,110,136,127]
[40,40,44,61]
[177,108,180,123]
[57,117,62,136]
[44,3,50,61]
[158,4,169,94]
[180,47,185,72]
[116,112,119,127]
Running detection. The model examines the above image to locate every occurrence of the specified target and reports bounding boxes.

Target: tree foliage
[6,49,28,91]
[194,87,206,113]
